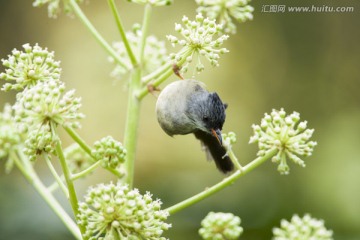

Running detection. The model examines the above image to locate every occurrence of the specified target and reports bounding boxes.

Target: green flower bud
[199,212,243,240]
[272,214,333,240]
[91,136,126,169]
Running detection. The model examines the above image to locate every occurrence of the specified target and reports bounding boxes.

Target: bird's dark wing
[194,130,234,174]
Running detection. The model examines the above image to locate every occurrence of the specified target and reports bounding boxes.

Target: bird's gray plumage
[156,79,234,173]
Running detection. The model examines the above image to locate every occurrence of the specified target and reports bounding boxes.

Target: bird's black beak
[211,128,223,145]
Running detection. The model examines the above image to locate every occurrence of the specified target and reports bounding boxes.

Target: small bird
[156,79,234,173]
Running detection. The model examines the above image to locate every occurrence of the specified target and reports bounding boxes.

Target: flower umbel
[13,80,84,160]
[128,0,173,6]
[32,0,83,18]
[199,212,243,240]
[109,25,168,79]
[196,0,254,34]
[0,104,23,172]
[78,182,171,240]
[272,214,333,240]
[91,136,126,169]
[167,13,229,74]
[0,43,61,91]
[249,108,317,175]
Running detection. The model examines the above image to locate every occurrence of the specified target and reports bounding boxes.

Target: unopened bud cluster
[249,108,317,174]
[91,136,126,169]
[196,0,254,34]
[0,43,61,91]
[272,214,333,240]
[199,212,243,240]
[222,131,237,147]
[167,13,229,74]
[78,182,171,240]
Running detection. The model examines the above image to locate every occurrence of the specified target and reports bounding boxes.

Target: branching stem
[166,148,278,214]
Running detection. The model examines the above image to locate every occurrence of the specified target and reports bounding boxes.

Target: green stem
[44,153,69,198]
[11,150,82,240]
[48,180,60,193]
[136,66,174,99]
[141,62,172,84]
[139,4,152,65]
[69,0,130,69]
[107,0,138,66]
[71,161,102,180]
[225,145,243,171]
[52,124,85,237]
[63,126,92,155]
[122,5,152,187]
[136,53,189,100]
[166,148,278,214]
[123,68,141,187]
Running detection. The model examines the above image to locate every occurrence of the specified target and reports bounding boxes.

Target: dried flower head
[273,214,333,240]
[78,182,171,240]
[167,13,229,74]
[0,43,61,91]
[32,0,83,18]
[199,212,243,240]
[196,0,254,34]
[128,0,173,6]
[109,25,168,79]
[0,104,23,172]
[91,136,126,169]
[249,109,317,175]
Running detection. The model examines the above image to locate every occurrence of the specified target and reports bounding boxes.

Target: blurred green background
[0,0,359,239]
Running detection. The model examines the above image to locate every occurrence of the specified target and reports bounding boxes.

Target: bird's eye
[203,116,209,122]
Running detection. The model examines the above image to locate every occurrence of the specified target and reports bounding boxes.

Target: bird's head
[186,91,227,144]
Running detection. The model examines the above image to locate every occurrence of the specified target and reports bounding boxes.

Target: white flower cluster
[32,0,83,18]
[273,214,333,240]
[13,80,84,160]
[196,0,254,34]
[167,13,229,74]
[0,43,61,91]
[249,109,317,174]
[199,212,243,240]
[78,182,171,240]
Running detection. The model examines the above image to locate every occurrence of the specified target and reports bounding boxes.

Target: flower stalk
[10,150,82,240]
[166,148,278,214]
[69,0,129,69]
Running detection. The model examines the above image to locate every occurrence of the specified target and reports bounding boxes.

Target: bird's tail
[194,131,234,174]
